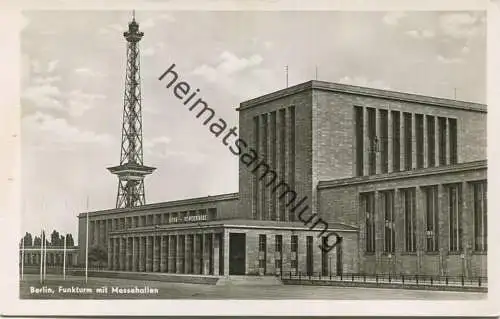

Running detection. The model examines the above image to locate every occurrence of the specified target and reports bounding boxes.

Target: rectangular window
[259,234,266,252]
[449,118,458,165]
[321,237,328,276]
[424,186,439,252]
[416,114,424,169]
[403,188,417,252]
[392,111,401,171]
[382,191,395,254]
[438,117,447,166]
[473,181,487,252]
[306,236,313,276]
[362,192,376,253]
[354,106,364,176]
[380,109,389,173]
[426,116,436,167]
[448,184,463,252]
[404,112,412,170]
[275,235,283,252]
[367,107,376,175]
[291,235,298,252]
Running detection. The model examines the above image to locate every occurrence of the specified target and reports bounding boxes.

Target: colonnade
[108,232,223,275]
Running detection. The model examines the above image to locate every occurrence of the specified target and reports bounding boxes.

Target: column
[202,233,210,275]
[434,117,440,167]
[461,181,473,277]
[100,220,106,247]
[283,109,290,221]
[375,109,381,174]
[394,189,403,273]
[282,233,291,275]
[176,235,184,273]
[399,112,405,171]
[132,237,138,272]
[423,115,428,168]
[120,237,126,271]
[412,113,417,169]
[88,220,94,246]
[107,238,113,270]
[223,230,229,276]
[446,118,451,165]
[438,184,449,275]
[138,236,145,272]
[213,233,220,275]
[160,235,168,272]
[185,234,192,274]
[113,237,119,270]
[388,110,393,173]
[375,191,384,273]
[415,187,425,274]
[146,236,153,272]
[266,234,275,275]
[126,237,132,271]
[153,235,160,272]
[168,235,176,273]
[193,234,201,274]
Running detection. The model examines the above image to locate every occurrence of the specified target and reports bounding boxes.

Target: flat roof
[108,218,359,235]
[78,192,238,218]
[317,160,487,190]
[238,80,486,113]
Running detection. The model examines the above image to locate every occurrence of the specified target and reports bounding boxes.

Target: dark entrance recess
[336,241,343,276]
[229,233,246,275]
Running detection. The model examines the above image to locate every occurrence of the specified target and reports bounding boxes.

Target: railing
[282,271,488,288]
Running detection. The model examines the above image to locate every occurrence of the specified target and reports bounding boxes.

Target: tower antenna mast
[107,13,156,208]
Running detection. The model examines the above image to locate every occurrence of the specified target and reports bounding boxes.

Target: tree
[88,246,107,267]
[50,230,60,246]
[21,232,32,247]
[66,234,75,247]
[33,236,41,246]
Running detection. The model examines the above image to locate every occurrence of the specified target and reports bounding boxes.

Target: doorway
[229,233,246,275]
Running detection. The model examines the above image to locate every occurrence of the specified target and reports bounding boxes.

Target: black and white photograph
[2,0,499,316]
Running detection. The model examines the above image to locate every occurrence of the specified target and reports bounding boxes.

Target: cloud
[437,55,464,64]
[66,90,106,117]
[192,51,263,83]
[31,59,59,74]
[47,60,59,73]
[22,83,64,111]
[22,112,113,149]
[144,136,206,164]
[33,76,62,85]
[339,76,392,90]
[74,67,106,77]
[382,12,406,26]
[461,46,471,54]
[439,12,484,39]
[405,29,435,39]
[144,136,172,150]
[98,23,124,35]
[21,14,30,30]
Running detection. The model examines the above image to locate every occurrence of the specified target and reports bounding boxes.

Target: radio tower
[107,11,156,208]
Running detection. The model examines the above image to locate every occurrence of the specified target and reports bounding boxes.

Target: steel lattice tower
[107,13,156,208]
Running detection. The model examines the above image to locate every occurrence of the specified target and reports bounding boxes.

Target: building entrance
[229,233,246,275]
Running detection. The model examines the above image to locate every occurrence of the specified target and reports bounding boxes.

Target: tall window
[291,235,298,253]
[404,113,412,170]
[253,116,259,219]
[362,192,376,253]
[291,235,298,274]
[473,181,487,252]
[427,116,436,167]
[354,106,364,176]
[383,191,395,254]
[367,107,376,175]
[424,186,439,252]
[380,109,389,173]
[438,117,447,166]
[306,236,313,276]
[449,118,458,165]
[275,235,282,252]
[392,111,400,171]
[321,237,328,276]
[403,188,416,252]
[416,114,424,169]
[259,234,267,271]
[448,184,462,252]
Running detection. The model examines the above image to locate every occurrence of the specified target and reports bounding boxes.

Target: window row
[354,106,458,176]
[361,181,487,254]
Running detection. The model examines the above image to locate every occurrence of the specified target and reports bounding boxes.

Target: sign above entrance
[169,215,208,224]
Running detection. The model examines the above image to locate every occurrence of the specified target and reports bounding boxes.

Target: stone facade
[77,80,487,278]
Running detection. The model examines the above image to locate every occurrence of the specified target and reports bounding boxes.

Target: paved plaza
[20,274,486,300]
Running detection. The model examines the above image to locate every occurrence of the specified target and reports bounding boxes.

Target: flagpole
[63,234,67,280]
[43,230,47,281]
[21,237,25,280]
[39,229,43,284]
[85,196,89,284]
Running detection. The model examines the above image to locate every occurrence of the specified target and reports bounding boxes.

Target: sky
[20,10,486,238]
